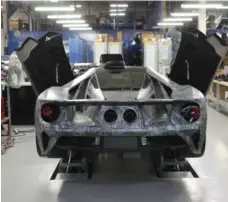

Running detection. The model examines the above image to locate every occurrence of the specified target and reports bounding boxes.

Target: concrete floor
[2,107,228,202]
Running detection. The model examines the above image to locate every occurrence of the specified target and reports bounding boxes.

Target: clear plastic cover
[8,52,24,89]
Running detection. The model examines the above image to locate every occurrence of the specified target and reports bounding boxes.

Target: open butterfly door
[169,29,228,95]
[16,32,74,96]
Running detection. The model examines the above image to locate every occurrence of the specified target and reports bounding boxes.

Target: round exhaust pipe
[104,109,117,123]
[123,109,137,123]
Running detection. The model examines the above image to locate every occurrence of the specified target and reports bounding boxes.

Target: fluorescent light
[181,4,223,9]
[56,20,85,24]
[110,4,128,8]
[117,4,128,8]
[164,18,192,22]
[76,4,82,8]
[171,12,199,17]
[47,14,81,19]
[157,22,184,26]
[218,6,228,9]
[35,6,75,11]
[109,9,126,12]
[69,27,92,31]
[110,13,125,16]
[63,24,89,27]
[152,26,162,29]
[50,0,59,2]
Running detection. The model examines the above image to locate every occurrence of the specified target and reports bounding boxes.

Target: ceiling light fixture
[110,13,125,16]
[69,27,92,31]
[76,4,82,8]
[50,0,59,2]
[47,14,81,19]
[56,20,85,24]
[117,4,128,8]
[181,4,223,9]
[35,6,75,11]
[109,9,126,12]
[171,12,199,17]
[110,4,128,8]
[157,22,184,26]
[164,17,192,22]
[63,24,89,27]
[152,26,162,29]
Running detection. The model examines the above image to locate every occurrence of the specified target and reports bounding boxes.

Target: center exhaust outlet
[123,109,137,123]
[104,109,117,123]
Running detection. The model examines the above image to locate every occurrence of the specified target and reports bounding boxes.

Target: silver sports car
[16,30,227,162]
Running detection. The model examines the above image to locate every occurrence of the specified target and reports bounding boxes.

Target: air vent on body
[142,75,151,89]
[90,75,99,89]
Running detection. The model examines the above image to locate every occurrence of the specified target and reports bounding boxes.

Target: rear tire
[36,136,42,156]
[201,138,206,155]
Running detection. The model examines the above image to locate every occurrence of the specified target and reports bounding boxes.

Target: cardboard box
[96,34,108,42]
[142,32,164,43]
[223,56,228,65]
[142,32,154,43]
[102,34,108,42]
[95,34,102,42]
[108,36,114,42]
[215,69,223,77]
[117,31,123,41]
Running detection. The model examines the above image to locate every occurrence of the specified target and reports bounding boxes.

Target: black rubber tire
[35,136,42,156]
[201,138,206,155]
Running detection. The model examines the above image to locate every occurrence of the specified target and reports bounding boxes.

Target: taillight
[41,104,59,122]
[181,105,200,122]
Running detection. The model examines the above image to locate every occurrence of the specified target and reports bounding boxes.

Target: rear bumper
[36,123,205,158]
[42,122,200,136]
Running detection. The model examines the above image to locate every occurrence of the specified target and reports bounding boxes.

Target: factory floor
[2,107,228,202]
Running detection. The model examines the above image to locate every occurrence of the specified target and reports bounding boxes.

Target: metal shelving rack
[1,79,14,154]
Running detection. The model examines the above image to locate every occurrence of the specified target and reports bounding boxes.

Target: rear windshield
[96,67,146,90]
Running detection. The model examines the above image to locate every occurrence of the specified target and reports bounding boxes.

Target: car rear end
[35,97,206,158]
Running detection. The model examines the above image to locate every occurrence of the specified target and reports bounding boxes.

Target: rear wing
[47,98,202,106]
